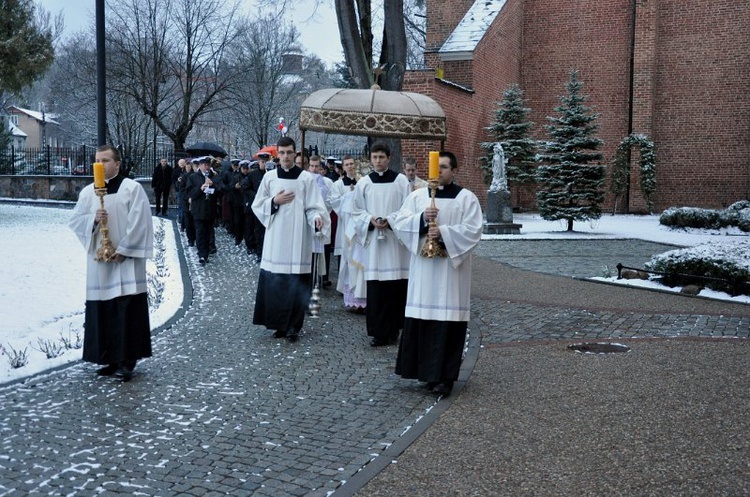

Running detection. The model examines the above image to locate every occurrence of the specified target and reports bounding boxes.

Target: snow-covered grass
[0,203,183,384]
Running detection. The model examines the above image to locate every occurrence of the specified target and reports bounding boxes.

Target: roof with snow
[439,0,507,61]
[9,122,27,138]
[8,106,60,125]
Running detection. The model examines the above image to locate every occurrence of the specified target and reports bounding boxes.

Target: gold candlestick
[94,188,117,262]
[420,179,447,258]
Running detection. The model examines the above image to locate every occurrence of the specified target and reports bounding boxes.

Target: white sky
[2,204,748,385]
[36,0,345,66]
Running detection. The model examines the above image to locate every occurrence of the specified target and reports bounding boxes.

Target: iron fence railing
[0,145,177,179]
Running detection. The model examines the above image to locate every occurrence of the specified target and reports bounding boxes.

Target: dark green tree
[481,83,537,204]
[536,70,605,231]
[0,0,56,148]
[0,0,55,95]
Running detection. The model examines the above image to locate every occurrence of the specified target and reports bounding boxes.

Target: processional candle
[428,151,439,180]
[93,162,105,188]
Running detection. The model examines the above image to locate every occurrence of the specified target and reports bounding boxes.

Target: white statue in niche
[489,142,508,192]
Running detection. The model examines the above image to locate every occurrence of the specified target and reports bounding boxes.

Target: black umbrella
[185,141,228,158]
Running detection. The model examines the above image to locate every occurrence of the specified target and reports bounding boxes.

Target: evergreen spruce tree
[481,84,537,204]
[536,70,605,231]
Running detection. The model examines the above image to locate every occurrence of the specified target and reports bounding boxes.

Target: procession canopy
[299,87,447,140]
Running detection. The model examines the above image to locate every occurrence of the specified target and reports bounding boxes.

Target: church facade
[403,0,750,212]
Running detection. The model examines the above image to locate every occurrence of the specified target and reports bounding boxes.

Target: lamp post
[41,103,48,174]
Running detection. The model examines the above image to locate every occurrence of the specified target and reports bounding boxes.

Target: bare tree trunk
[335,0,374,89]
[380,0,407,91]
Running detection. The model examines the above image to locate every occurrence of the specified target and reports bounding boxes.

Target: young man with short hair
[252,137,330,342]
[351,141,411,346]
[69,145,154,381]
[391,151,483,395]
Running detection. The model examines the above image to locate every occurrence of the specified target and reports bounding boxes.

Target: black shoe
[114,366,134,382]
[272,330,287,338]
[370,338,388,347]
[426,382,439,391]
[209,247,217,254]
[199,257,206,265]
[188,241,195,247]
[432,382,453,396]
[322,280,332,288]
[388,331,400,344]
[97,364,118,376]
[287,333,299,343]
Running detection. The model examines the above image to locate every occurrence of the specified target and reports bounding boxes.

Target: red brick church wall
[407,0,750,212]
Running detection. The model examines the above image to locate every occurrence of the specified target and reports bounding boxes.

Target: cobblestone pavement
[0,223,440,496]
[1,225,749,496]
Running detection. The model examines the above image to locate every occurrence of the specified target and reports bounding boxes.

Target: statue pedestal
[484,189,522,235]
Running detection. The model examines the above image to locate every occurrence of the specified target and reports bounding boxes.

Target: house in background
[403,0,750,212]
[7,106,63,149]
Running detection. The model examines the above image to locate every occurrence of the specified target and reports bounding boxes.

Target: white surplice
[69,178,154,301]
[252,167,330,274]
[351,171,411,281]
[391,185,483,322]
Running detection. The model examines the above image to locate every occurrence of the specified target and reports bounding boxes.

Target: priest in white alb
[69,145,154,381]
[390,151,483,396]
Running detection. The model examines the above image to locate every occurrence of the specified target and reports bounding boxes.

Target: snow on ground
[1,206,747,384]
[0,203,183,384]
[484,212,748,246]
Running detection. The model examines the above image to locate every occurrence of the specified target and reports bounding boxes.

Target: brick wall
[413,0,750,212]
[407,0,525,206]
[650,0,750,209]
[425,0,477,52]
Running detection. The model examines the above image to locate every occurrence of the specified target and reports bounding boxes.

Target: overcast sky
[36,0,345,66]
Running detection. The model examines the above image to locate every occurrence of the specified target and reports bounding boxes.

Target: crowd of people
[72,139,484,396]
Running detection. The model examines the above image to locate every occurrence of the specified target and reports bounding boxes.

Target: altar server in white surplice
[252,136,330,343]
[391,151,483,396]
[69,145,154,382]
[351,141,411,347]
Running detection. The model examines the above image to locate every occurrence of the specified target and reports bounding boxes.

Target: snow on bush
[646,240,750,296]
[660,201,750,232]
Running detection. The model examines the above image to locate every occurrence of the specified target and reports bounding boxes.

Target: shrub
[32,338,65,359]
[646,241,750,296]
[5,345,29,369]
[660,204,750,232]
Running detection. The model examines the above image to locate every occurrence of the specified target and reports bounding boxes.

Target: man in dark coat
[221,159,245,245]
[247,153,269,260]
[186,156,218,265]
[151,158,173,216]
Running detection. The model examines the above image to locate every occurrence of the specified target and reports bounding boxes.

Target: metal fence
[0,145,370,178]
[0,146,177,179]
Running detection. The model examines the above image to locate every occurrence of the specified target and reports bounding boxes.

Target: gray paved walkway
[1,224,749,496]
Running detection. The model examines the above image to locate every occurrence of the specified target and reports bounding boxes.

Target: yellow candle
[93,162,105,188]
[428,151,439,180]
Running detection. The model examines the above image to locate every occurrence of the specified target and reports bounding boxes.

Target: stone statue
[489,142,508,192]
